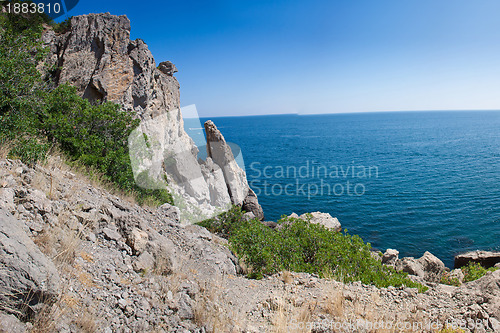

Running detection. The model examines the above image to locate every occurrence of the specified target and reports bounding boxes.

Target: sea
[190,111,500,268]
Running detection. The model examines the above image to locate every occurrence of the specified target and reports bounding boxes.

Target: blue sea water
[197,111,500,267]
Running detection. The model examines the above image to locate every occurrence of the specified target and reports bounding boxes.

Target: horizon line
[190,108,500,119]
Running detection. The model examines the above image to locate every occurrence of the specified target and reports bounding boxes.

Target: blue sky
[63,0,500,117]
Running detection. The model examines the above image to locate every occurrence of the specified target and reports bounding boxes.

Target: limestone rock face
[242,188,264,221]
[204,120,264,219]
[199,158,231,209]
[43,13,263,224]
[45,13,180,116]
[204,120,249,205]
[0,209,61,318]
[455,250,500,269]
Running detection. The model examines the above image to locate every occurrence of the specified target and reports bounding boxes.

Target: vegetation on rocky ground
[0,5,172,205]
[461,262,498,283]
[440,272,461,287]
[199,206,428,292]
[440,262,498,286]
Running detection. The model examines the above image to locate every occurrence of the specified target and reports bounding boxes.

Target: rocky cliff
[42,13,263,223]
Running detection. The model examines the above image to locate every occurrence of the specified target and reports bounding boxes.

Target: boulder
[396,251,445,283]
[418,251,446,283]
[454,250,500,269]
[242,212,256,222]
[158,203,181,223]
[129,228,149,254]
[132,251,155,273]
[0,188,15,214]
[382,249,399,266]
[299,212,341,232]
[262,221,278,229]
[396,257,425,278]
[158,61,178,76]
[242,188,264,220]
[0,209,61,318]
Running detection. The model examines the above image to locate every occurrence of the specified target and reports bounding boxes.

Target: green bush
[0,9,173,206]
[462,262,498,283]
[199,207,427,292]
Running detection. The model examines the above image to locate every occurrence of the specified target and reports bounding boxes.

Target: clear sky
[63,0,500,117]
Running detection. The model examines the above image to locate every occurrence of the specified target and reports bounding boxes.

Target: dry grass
[193,283,237,332]
[30,301,65,333]
[71,308,97,333]
[323,282,344,318]
[272,295,317,333]
[33,212,85,272]
[30,287,99,333]
[0,142,12,160]
[272,294,288,333]
[39,149,137,206]
[281,271,293,285]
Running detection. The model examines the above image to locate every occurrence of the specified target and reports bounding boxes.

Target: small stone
[87,233,97,243]
[103,227,122,241]
[118,298,128,309]
[177,293,194,319]
[129,228,148,254]
[489,317,500,331]
[132,251,155,273]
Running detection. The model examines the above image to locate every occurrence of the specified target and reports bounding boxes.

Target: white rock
[382,249,399,266]
[299,212,341,231]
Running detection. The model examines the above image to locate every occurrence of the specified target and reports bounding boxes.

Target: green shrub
[41,84,173,205]
[0,10,173,206]
[197,205,246,238]
[462,262,498,283]
[199,207,427,292]
[7,137,50,166]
